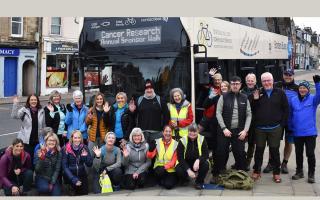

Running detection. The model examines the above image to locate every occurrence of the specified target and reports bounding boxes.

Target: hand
[13,96,20,104]
[238,130,247,141]
[193,159,200,172]
[87,108,93,120]
[122,145,129,157]
[62,133,67,138]
[11,186,20,196]
[103,102,111,113]
[47,103,54,112]
[48,183,53,192]
[129,99,136,112]
[92,146,101,158]
[209,68,218,78]
[120,139,127,147]
[102,170,107,175]
[223,128,232,137]
[187,169,196,179]
[66,104,73,112]
[14,168,21,176]
[81,149,88,157]
[75,181,82,186]
[132,173,139,179]
[208,88,217,99]
[313,75,320,83]
[171,120,178,128]
[253,89,260,100]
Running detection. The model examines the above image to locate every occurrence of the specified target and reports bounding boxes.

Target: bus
[77,17,289,122]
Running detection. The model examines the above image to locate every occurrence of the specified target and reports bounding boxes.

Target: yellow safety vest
[176,135,205,166]
[168,103,190,137]
[153,138,178,173]
[99,174,113,193]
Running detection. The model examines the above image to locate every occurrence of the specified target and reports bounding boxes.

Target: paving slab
[200,189,223,196]
[129,187,162,196]
[159,187,201,196]
[221,189,253,196]
[253,185,293,195]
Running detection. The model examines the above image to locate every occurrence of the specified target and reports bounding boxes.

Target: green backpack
[217,170,254,190]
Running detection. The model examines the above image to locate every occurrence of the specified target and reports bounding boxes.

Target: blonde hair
[220,81,230,91]
[69,130,83,144]
[49,90,61,104]
[104,132,116,143]
[44,132,61,151]
[116,92,128,102]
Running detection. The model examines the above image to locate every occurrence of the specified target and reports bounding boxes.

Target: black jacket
[44,104,67,134]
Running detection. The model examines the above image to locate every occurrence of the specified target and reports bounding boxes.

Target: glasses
[262,79,273,83]
[230,82,241,86]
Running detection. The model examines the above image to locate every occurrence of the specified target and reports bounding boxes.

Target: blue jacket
[65,103,88,139]
[289,83,320,137]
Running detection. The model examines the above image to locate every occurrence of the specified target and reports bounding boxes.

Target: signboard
[181,17,288,59]
[0,48,20,56]
[46,71,67,87]
[51,43,78,53]
[102,66,112,85]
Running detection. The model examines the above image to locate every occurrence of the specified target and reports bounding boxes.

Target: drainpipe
[36,17,43,96]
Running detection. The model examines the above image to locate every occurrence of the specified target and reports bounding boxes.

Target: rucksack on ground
[217,170,254,190]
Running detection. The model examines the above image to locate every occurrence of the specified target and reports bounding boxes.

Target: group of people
[0,69,319,196]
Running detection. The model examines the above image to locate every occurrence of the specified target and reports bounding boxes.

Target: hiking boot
[308,173,315,184]
[292,171,304,180]
[281,163,288,174]
[263,163,272,173]
[194,183,205,190]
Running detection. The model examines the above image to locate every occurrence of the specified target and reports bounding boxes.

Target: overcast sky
[292,17,320,34]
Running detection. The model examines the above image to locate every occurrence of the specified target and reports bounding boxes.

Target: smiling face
[163,126,172,141]
[46,136,57,150]
[12,142,24,156]
[74,96,83,107]
[213,74,222,87]
[173,91,182,104]
[116,94,126,107]
[246,75,256,89]
[95,94,104,107]
[230,81,242,93]
[261,73,274,90]
[29,95,38,108]
[220,82,229,93]
[72,132,82,146]
[299,85,309,97]
[105,134,116,146]
[188,130,198,140]
[132,133,142,144]
[145,87,154,98]
[52,95,61,105]
[283,74,294,83]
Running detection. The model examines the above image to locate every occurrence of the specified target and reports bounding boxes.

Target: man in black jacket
[251,72,289,183]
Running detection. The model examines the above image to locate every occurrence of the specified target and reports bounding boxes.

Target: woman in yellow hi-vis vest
[176,123,209,190]
[147,125,178,189]
[168,88,193,139]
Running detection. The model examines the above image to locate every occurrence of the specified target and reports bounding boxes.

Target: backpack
[217,170,254,190]
[137,95,161,108]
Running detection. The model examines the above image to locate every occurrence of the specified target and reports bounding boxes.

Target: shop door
[4,57,18,97]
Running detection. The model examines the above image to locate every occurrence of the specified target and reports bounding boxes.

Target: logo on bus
[197,22,213,47]
[240,32,260,57]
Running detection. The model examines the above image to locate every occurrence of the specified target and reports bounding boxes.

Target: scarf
[175,101,184,112]
[143,92,156,100]
[30,107,38,114]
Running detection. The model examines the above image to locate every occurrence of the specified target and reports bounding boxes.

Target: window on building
[51,17,61,35]
[11,17,23,37]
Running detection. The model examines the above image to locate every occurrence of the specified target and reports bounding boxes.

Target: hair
[44,132,61,151]
[188,123,199,132]
[41,127,54,137]
[230,76,242,83]
[92,92,106,113]
[245,73,257,84]
[49,90,61,104]
[169,88,185,104]
[69,130,83,144]
[116,92,128,102]
[129,127,145,143]
[25,94,41,109]
[261,72,274,82]
[220,81,230,91]
[12,138,24,146]
[213,73,222,80]
[73,90,83,100]
[104,131,116,143]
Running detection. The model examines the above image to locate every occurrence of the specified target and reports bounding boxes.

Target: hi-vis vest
[168,103,190,137]
[153,138,178,173]
[99,174,113,193]
[175,135,205,166]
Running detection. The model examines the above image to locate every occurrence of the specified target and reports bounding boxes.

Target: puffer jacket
[65,103,88,139]
[0,147,32,188]
[289,83,320,137]
[122,142,151,175]
[34,149,62,184]
[62,143,92,185]
[86,108,108,142]
[11,104,45,145]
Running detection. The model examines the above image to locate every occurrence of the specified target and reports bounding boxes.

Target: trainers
[281,163,288,174]
[292,172,304,180]
[273,174,281,183]
[308,173,315,184]
[263,163,272,173]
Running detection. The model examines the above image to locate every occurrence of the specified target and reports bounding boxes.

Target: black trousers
[176,160,209,184]
[213,128,246,175]
[253,126,282,174]
[154,166,177,189]
[71,174,89,196]
[123,172,147,190]
[294,136,316,175]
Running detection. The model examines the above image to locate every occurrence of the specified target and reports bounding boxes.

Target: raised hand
[92,146,101,158]
[47,103,54,112]
[81,148,88,157]
[128,99,136,112]
[122,145,129,157]
[253,89,260,100]
[209,68,218,78]
[103,102,111,113]
[313,75,320,83]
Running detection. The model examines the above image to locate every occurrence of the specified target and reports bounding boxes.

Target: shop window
[11,17,23,37]
[46,54,68,88]
[51,17,61,35]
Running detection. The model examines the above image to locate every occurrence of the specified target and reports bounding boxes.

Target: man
[129,79,170,142]
[212,76,252,180]
[263,69,298,174]
[251,72,289,183]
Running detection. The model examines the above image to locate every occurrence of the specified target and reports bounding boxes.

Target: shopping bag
[99,174,113,194]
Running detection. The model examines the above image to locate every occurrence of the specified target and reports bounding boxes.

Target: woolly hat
[299,80,310,91]
[283,68,294,76]
[145,79,154,90]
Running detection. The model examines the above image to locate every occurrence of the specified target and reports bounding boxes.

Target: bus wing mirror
[198,63,209,84]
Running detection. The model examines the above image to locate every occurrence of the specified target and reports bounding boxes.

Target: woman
[62,130,93,195]
[34,133,62,195]
[92,132,122,192]
[147,125,178,189]
[0,138,33,196]
[290,77,320,183]
[109,92,134,147]
[176,123,209,189]
[44,90,67,147]
[220,81,230,94]
[122,127,151,190]
[65,90,89,144]
[167,88,193,139]
[11,94,45,167]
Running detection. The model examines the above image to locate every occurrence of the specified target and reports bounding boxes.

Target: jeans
[36,176,61,196]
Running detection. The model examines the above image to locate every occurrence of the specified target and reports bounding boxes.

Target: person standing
[290,76,320,183]
[251,72,289,183]
[212,76,252,180]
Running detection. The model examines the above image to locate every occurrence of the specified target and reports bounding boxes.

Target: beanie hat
[299,80,310,91]
[145,79,154,90]
[283,68,294,76]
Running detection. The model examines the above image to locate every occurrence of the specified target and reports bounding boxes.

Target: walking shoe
[308,173,315,184]
[251,172,261,181]
[281,163,288,174]
[273,174,281,183]
[263,163,272,173]
[292,171,304,180]
[194,183,205,190]
[113,185,120,191]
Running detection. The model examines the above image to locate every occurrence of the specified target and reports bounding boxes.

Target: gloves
[313,75,320,84]
[149,140,156,151]
[66,104,73,112]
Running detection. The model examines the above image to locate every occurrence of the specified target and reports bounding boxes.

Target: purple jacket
[0,147,32,189]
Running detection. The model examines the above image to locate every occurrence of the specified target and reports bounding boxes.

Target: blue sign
[0,48,20,56]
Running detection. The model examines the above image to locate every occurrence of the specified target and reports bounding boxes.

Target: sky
[292,17,320,34]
